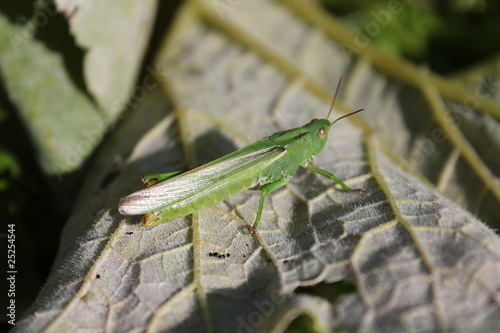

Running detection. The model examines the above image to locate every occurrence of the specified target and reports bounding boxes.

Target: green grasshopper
[118,78,364,229]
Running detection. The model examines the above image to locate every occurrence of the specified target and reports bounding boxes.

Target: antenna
[330,108,364,126]
[326,75,364,125]
[326,74,343,120]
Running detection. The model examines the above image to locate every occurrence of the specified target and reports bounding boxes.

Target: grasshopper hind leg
[142,170,184,187]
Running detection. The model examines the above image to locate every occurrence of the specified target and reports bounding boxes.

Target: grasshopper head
[308,108,365,155]
[308,118,331,155]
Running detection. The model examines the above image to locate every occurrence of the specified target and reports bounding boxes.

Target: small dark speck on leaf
[208,251,230,259]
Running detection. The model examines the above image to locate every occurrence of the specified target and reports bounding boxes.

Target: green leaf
[0,12,102,175]
[0,0,157,176]
[14,1,500,332]
[56,0,158,115]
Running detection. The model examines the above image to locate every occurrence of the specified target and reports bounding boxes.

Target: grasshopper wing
[118,146,285,216]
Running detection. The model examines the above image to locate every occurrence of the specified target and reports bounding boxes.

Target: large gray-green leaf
[15,1,500,332]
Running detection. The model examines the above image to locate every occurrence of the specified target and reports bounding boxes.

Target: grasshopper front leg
[304,163,365,193]
[253,178,291,229]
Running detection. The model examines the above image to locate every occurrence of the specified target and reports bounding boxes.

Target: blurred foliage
[0,148,20,198]
[286,314,328,333]
[0,87,62,328]
[322,0,500,73]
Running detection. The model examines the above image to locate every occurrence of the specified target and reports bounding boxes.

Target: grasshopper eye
[318,127,326,139]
